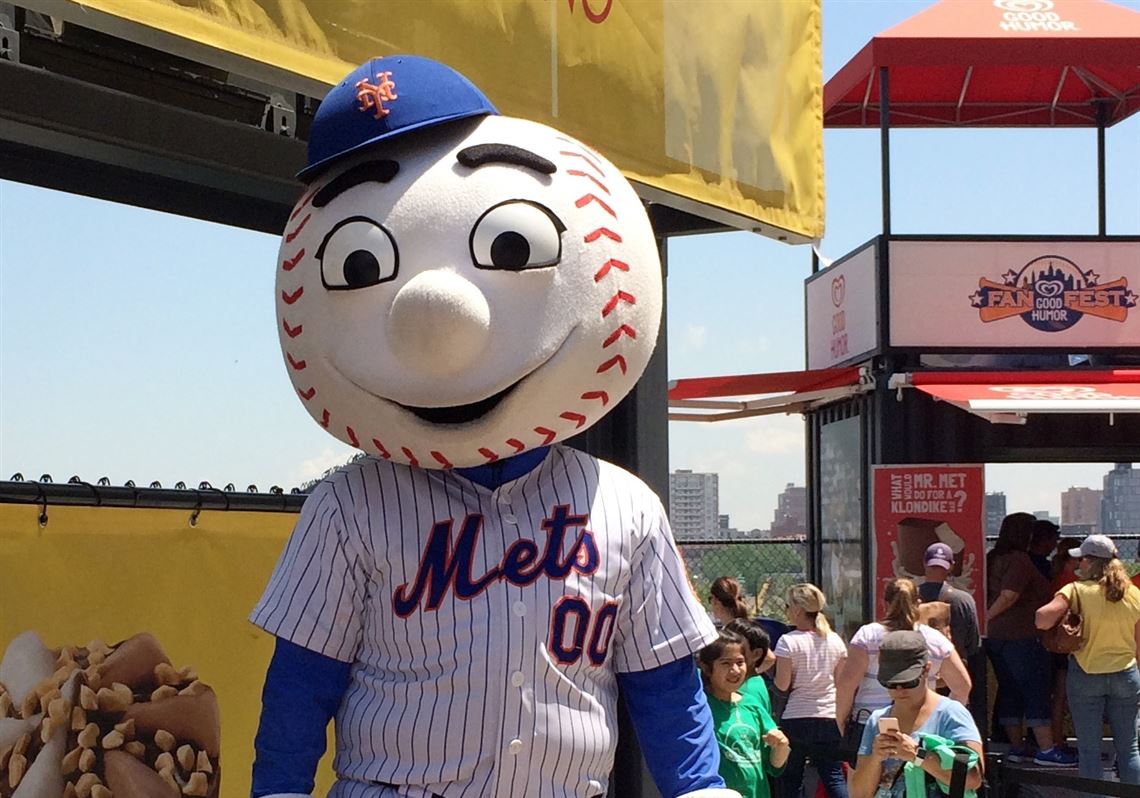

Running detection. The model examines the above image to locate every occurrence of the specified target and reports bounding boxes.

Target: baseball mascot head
[278,55,661,468]
[253,55,739,798]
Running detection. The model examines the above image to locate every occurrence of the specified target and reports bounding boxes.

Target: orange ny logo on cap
[355,71,398,119]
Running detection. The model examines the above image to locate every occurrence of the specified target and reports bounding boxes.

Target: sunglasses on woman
[885,676,922,690]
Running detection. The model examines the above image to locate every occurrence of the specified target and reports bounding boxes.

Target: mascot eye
[470,200,565,271]
[317,217,399,290]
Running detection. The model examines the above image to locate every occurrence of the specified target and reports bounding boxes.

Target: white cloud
[678,323,707,353]
[671,416,807,532]
[744,415,806,455]
[287,444,359,487]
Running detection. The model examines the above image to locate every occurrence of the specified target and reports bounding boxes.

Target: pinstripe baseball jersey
[251,445,716,798]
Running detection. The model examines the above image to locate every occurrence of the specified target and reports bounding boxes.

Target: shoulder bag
[1042,584,1084,654]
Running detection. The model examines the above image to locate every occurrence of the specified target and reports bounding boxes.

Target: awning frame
[669,368,874,423]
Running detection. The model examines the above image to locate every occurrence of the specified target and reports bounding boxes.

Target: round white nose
[387,270,491,375]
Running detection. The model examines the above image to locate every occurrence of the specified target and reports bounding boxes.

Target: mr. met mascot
[250,55,740,798]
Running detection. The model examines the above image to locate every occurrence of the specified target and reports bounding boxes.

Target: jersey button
[587,780,602,792]
[510,671,525,687]
[512,601,527,617]
[508,738,524,755]
[503,513,518,525]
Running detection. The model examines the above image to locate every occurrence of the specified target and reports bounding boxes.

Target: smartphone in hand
[878,717,900,734]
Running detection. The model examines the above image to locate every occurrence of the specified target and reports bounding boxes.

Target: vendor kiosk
[670,0,1140,637]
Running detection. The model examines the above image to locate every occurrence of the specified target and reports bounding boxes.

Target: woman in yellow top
[1036,534,1140,784]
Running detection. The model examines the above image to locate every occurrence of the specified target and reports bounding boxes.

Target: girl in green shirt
[699,630,791,798]
[726,618,776,716]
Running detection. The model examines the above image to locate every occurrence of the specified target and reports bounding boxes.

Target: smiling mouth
[330,327,576,426]
[395,381,519,425]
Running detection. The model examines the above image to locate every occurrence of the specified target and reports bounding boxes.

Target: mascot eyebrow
[456,143,556,175]
[312,160,400,207]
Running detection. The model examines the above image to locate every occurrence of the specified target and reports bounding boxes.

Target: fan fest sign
[872,465,986,631]
[889,240,1140,348]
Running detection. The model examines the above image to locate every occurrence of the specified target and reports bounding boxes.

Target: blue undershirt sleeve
[616,656,725,798]
[251,637,351,798]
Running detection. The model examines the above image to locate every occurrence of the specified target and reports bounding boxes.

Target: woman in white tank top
[773,583,849,798]
[835,578,971,747]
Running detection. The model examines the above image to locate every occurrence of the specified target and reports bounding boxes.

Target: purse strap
[947,750,971,798]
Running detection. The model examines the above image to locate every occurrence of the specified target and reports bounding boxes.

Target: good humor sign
[889,240,1140,349]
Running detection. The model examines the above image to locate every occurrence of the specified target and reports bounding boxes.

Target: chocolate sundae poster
[872,465,986,631]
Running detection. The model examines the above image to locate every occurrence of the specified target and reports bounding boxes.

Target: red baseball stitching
[603,324,637,348]
[550,142,635,452]
[584,227,622,244]
[319,408,331,428]
[346,426,360,447]
[290,189,317,221]
[558,150,604,178]
[575,194,616,218]
[285,214,311,244]
[283,320,304,338]
[479,447,499,463]
[286,353,307,371]
[281,287,304,305]
[430,451,454,469]
[507,438,526,453]
[593,259,629,282]
[601,291,636,318]
[282,250,306,271]
[534,427,557,445]
[560,411,586,429]
[372,438,391,459]
[567,169,610,195]
[297,387,316,401]
[401,447,419,468]
[596,355,628,375]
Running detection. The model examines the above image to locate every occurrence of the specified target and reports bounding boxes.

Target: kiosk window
[819,414,864,639]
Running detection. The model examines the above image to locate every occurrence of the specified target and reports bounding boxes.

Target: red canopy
[667,367,870,422]
[667,367,863,401]
[825,0,1140,128]
[896,369,1140,423]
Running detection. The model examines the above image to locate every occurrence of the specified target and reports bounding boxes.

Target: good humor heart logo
[831,275,846,308]
[994,0,1053,11]
[993,0,1078,31]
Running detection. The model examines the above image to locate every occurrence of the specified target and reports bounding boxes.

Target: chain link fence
[679,537,807,624]
[680,532,1140,629]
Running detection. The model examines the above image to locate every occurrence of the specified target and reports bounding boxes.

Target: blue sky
[1,0,1138,529]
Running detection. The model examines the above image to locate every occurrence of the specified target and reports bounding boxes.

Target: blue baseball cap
[924,542,954,569]
[299,55,498,181]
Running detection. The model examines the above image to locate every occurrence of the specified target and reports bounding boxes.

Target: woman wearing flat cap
[849,631,983,798]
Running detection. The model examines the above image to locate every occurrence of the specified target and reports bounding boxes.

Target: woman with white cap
[1036,534,1140,784]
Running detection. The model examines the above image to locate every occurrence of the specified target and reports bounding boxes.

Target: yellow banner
[57,0,823,239]
[0,503,335,797]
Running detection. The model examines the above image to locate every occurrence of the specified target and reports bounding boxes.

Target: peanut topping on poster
[0,632,220,798]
